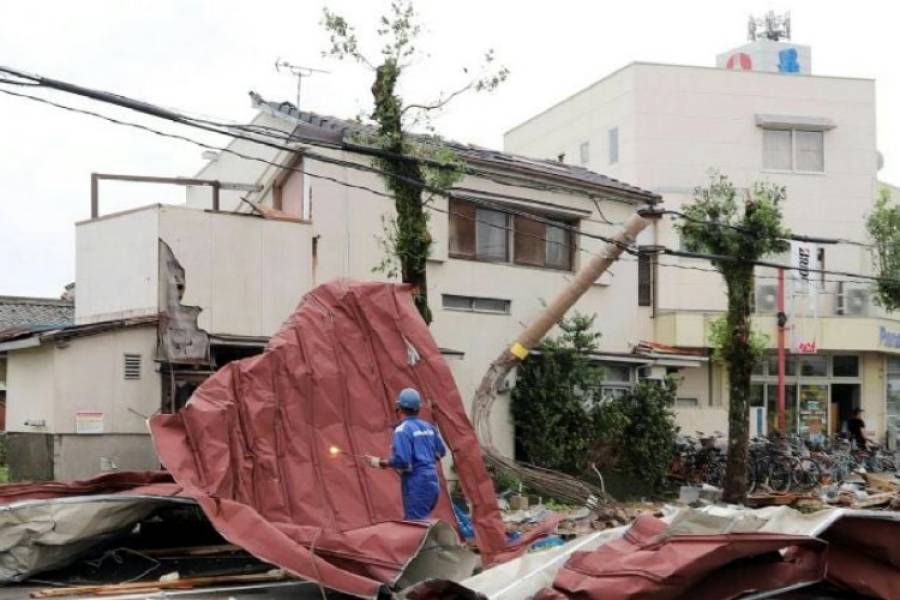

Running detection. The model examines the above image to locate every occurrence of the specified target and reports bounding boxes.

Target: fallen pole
[472,208,660,504]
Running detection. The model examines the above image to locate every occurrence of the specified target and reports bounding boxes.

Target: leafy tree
[676,173,790,502]
[614,379,679,488]
[322,1,508,323]
[511,314,679,491]
[867,187,900,311]
[511,313,605,473]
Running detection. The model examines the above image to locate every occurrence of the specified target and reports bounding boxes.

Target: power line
[0,65,654,208]
[3,75,899,288]
[0,85,638,252]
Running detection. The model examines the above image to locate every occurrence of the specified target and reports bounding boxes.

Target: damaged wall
[75,205,313,339]
[158,240,209,364]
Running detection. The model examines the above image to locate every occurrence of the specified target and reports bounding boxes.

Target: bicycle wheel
[768,459,793,493]
[793,458,820,490]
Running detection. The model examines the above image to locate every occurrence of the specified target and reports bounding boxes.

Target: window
[638,252,653,306]
[579,141,590,165]
[766,354,797,376]
[124,354,141,380]
[442,294,510,314]
[800,355,828,377]
[676,397,700,408]
[608,128,619,164]
[449,199,573,270]
[832,355,859,377]
[598,363,633,403]
[763,128,824,172]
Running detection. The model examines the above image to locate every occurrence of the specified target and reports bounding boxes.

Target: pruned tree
[322,1,508,323]
[677,173,790,502]
[867,187,900,311]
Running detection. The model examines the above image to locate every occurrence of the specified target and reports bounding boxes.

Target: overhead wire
[2,75,899,288]
[0,85,637,252]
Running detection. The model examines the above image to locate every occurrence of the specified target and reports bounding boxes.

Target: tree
[511,313,606,474]
[867,187,900,311]
[322,1,508,323]
[676,173,790,502]
[511,314,678,491]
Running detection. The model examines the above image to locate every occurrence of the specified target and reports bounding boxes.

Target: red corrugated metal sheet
[0,471,180,503]
[148,280,543,598]
[536,514,828,600]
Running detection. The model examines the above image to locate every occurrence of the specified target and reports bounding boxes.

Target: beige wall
[6,345,56,432]
[7,326,159,435]
[75,205,313,338]
[296,150,647,457]
[158,206,313,337]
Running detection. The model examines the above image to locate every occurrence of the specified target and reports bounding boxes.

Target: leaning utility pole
[472,208,660,503]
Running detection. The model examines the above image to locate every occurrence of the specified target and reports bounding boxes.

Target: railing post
[90,173,99,219]
[211,181,220,212]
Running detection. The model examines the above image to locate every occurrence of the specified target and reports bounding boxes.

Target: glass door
[799,384,828,440]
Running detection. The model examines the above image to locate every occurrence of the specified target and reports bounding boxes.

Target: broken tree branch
[472,209,660,505]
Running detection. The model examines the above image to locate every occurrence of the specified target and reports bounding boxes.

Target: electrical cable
[2,78,898,287]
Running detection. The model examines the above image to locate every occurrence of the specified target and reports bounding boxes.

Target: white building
[0,100,670,480]
[505,36,900,444]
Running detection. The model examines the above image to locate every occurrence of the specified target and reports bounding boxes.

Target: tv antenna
[274,59,330,109]
[747,10,791,42]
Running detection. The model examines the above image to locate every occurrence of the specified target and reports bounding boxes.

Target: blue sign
[778,48,800,73]
[880,326,900,348]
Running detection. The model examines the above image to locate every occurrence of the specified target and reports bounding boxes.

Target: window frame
[441,294,511,315]
[762,128,825,174]
[448,198,575,271]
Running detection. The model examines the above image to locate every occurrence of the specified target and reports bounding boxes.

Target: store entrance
[831,384,860,435]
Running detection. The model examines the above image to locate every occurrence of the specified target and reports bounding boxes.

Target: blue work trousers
[401,467,440,520]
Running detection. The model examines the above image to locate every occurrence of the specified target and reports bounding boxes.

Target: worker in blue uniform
[366,388,447,520]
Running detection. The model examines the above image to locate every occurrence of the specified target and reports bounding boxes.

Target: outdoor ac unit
[837,282,870,316]
[755,284,779,314]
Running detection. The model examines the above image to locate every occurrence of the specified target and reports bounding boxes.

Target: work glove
[365,455,382,469]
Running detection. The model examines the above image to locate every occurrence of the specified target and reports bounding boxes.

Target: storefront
[749,353,862,439]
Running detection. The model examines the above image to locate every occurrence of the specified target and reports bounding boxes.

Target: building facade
[505,37,900,445]
[0,103,671,479]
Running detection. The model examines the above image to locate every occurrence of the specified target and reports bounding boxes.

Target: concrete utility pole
[471,208,660,501]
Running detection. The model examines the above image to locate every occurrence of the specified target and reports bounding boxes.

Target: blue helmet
[396,388,422,411]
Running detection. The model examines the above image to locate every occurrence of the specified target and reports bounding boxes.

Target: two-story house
[505,35,900,445]
[0,96,666,480]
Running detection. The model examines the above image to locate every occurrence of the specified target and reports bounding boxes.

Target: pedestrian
[365,388,447,520]
[847,407,868,451]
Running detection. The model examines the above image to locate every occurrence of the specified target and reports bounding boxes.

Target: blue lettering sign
[880,326,900,348]
[778,48,800,73]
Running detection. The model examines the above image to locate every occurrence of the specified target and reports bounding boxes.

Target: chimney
[716,11,811,75]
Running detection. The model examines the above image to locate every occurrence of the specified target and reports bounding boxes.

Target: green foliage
[676,172,790,501]
[511,313,604,474]
[322,0,507,323]
[866,187,900,311]
[707,316,769,365]
[511,314,679,490]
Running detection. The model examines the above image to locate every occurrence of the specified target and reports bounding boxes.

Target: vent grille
[124,354,142,380]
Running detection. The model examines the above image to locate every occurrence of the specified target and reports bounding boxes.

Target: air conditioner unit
[837,282,870,316]
[755,284,779,314]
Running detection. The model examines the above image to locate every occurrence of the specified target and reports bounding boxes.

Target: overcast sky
[1,0,898,297]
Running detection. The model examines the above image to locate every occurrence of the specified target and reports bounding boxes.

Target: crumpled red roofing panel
[149,280,542,598]
[536,514,828,600]
[0,471,180,503]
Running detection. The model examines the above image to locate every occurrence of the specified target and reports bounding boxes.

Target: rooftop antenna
[274,59,330,109]
[747,10,791,41]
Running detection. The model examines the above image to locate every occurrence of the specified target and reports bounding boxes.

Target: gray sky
[1,0,898,297]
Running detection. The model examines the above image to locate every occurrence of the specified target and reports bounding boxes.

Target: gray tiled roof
[0,296,74,333]
[249,92,660,203]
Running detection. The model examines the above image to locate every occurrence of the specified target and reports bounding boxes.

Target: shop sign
[880,326,900,349]
[75,411,104,434]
